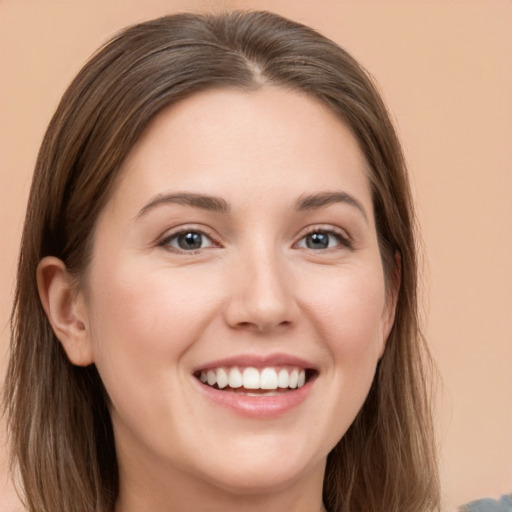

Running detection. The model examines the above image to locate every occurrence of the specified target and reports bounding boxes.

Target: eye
[161,230,216,252]
[296,229,351,250]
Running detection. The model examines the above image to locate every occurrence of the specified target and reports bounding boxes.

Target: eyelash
[295,226,353,251]
[158,226,352,253]
[159,227,219,253]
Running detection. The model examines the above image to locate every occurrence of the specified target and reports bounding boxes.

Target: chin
[184,433,327,496]
[201,458,320,496]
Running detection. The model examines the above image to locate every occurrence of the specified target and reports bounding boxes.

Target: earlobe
[37,256,94,366]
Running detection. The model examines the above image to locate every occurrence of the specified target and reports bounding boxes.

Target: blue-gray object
[462,494,512,512]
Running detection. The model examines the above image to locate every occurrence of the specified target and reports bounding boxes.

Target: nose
[223,247,298,333]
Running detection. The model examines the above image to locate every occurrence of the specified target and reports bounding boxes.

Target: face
[80,87,395,499]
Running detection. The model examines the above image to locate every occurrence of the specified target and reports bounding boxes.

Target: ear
[37,256,94,366]
[379,251,401,357]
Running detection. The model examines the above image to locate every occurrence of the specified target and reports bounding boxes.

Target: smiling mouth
[194,366,316,395]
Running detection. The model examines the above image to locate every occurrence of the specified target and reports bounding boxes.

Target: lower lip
[194,378,314,419]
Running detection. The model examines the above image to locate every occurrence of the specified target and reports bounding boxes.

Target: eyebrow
[136,192,230,218]
[136,190,368,222]
[295,191,369,223]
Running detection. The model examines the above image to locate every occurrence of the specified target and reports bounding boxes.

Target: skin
[38,87,397,512]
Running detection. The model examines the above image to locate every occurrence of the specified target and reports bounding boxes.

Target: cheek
[298,263,387,427]
[301,263,388,356]
[84,259,220,397]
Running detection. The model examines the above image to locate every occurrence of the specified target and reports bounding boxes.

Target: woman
[3,10,440,512]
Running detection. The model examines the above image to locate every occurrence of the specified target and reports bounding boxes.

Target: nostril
[222,272,298,332]
[230,319,292,332]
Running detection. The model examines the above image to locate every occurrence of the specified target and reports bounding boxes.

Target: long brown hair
[3,10,440,512]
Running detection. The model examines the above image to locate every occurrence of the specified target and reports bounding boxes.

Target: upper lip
[192,353,317,373]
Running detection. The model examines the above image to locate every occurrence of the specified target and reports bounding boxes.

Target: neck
[114,452,328,512]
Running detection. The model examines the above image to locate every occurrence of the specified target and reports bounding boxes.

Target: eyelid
[294,225,353,250]
[158,225,222,252]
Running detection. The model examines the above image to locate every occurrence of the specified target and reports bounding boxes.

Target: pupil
[307,232,328,249]
[178,232,202,250]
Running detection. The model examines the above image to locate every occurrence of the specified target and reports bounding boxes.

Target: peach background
[1,1,510,510]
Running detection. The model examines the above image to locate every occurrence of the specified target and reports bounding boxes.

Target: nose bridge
[224,235,296,331]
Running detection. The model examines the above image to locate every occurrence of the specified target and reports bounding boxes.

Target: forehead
[110,86,372,214]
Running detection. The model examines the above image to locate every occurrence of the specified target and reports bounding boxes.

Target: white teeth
[199,366,309,391]
[277,369,289,388]
[289,369,298,389]
[216,368,229,389]
[207,370,216,386]
[260,368,278,390]
[242,367,260,389]
[297,369,306,388]
[229,367,243,388]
